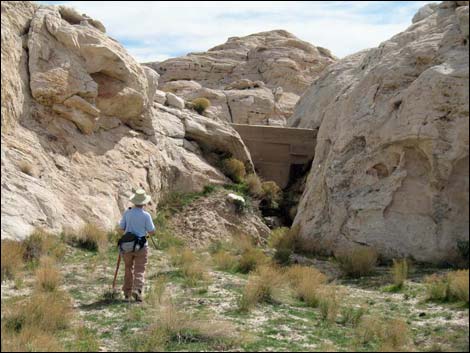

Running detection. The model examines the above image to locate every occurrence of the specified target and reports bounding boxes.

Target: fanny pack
[118,232,147,253]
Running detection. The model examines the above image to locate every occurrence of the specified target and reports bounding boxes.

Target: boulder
[166,92,185,109]
[290,3,469,264]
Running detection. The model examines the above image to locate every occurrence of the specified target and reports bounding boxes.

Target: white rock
[166,92,185,110]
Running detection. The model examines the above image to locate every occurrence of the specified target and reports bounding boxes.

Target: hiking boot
[132,290,143,302]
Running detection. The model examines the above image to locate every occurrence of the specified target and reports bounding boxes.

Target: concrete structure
[231,124,317,188]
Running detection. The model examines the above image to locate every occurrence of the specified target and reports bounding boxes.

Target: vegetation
[245,173,263,197]
[425,270,469,304]
[35,256,62,292]
[285,265,327,307]
[169,247,208,286]
[1,240,25,281]
[64,223,108,252]
[391,258,409,290]
[24,227,66,263]
[260,181,282,208]
[191,97,211,114]
[222,158,247,183]
[335,246,378,278]
[272,225,301,265]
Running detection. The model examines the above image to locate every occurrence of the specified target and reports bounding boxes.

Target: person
[118,189,155,302]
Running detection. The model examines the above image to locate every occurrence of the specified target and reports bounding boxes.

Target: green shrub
[192,98,211,114]
[222,158,246,183]
[335,247,378,278]
[339,306,366,327]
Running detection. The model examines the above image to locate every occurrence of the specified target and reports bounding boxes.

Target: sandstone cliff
[1,2,264,240]
[145,30,336,126]
[290,1,469,264]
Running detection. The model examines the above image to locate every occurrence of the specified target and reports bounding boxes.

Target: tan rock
[290,4,469,264]
[166,92,185,109]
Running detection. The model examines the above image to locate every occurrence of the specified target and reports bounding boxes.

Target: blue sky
[39,1,437,63]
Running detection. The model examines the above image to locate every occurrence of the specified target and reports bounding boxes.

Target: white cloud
[40,1,437,62]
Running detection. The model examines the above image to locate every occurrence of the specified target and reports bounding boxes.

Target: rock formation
[1,2,256,240]
[145,30,336,126]
[290,1,469,264]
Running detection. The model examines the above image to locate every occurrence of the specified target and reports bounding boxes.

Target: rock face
[1,2,255,240]
[290,1,469,264]
[145,30,336,126]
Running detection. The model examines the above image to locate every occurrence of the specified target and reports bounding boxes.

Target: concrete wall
[231,124,317,188]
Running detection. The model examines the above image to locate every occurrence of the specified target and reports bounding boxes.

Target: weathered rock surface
[145,30,336,126]
[290,2,469,264]
[1,2,255,240]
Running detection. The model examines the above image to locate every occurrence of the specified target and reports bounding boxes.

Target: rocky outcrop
[1,2,254,240]
[290,1,469,264]
[145,30,336,126]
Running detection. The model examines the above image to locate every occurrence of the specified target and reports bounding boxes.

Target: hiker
[118,189,156,302]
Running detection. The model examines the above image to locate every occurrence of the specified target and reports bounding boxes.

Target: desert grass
[1,324,63,352]
[237,247,270,274]
[268,227,289,249]
[335,246,378,278]
[272,225,301,265]
[222,158,246,183]
[261,181,282,208]
[238,265,285,312]
[3,290,72,334]
[169,247,208,286]
[425,270,469,304]
[1,239,25,281]
[339,306,366,327]
[24,227,66,263]
[317,285,343,323]
[212,250,239,272]
[354,316,411,351]
[392,258,408,289]
[65,223,108,252]
[133,298,240,351]
[285,265,327,307]
[245,173,263,197]
[35,256,62,292]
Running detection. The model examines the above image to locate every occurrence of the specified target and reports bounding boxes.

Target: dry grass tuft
[261,181,282,208]
[238,265,285,312]
[354,316,411,350]
[285,265,327,307]
[425,270,469,304]
[169,247,208,286]
[272,225,301,265]
[245,173,263,197]
[391,258,408,289]
[134,298,240,351]
[237,248,270,274]
[212,251,238,272]
[317,285,343,323]
[192,97,211,114]
[1,324,63,352]
[222,158,246,183]
[24,227,66,263]
[1,240,25,281]
[35,256,62,292]
[66,223,108,252]
[335,246,378,278]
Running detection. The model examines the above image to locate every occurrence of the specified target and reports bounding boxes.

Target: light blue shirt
[119,207,155,238]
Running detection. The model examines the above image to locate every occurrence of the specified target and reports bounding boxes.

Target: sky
[39,1,437,63]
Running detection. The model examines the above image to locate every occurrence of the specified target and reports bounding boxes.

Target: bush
[237,248,270,274]
[222,158,246,183]
[132,299,239,351]
[391,258,408,290]
[339,306,366,327]
[1,325,63,352]
[317,285,343,323]
[355,316,411,351]
[268,227,289,249]
[245,173,263,197]
[425,270,469,304]
[3,290,72,333]
[1,240,25,281]
[35,257,61,292]
[192,97,211,114]
[335,247,378,278]
[238,265,285,312]
[261,181,282,208]
[66,223,108,252]
[169,247,208,286]
[273,225,301,265]
[285,265,327,307]
[212,251,238,272]
[24,228,66,263]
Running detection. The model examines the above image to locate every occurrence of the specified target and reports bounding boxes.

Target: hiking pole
[112,252,121,293]
[148,234,158,250]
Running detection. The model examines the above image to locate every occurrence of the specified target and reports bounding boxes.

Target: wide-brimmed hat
[129,189,151,205]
